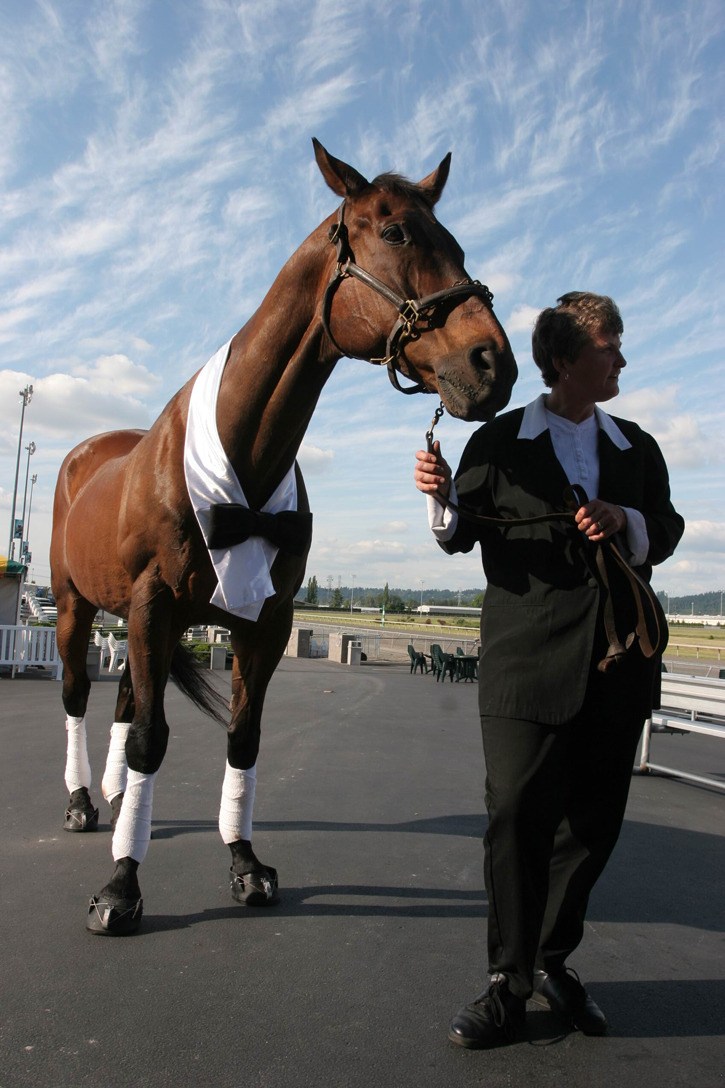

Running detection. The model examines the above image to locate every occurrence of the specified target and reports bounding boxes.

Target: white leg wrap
[102,722,131,802]
[65,716,92,793]
[112,769,157,863]
[219,761,257,844]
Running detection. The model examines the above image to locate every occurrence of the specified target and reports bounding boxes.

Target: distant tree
[331,586,345,609]
[305,575,318,605]
[387,594,407,613]
[471,592,485,607]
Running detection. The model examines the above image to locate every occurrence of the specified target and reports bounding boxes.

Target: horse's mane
[371,172,433,207]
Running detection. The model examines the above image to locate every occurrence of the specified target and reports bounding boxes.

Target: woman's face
[567,327,626,404]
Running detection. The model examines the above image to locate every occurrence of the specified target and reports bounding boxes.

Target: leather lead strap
[594,539,666,669]
[433,479,666,668]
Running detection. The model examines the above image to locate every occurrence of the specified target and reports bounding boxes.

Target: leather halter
[321,200,496,395]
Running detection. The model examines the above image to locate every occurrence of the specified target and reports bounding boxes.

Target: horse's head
[313,139,518,422]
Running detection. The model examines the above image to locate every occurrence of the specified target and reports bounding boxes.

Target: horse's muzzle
[436,341,518,422]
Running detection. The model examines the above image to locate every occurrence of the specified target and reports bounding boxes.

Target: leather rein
[424,402,667,671]
[321,200,496,395]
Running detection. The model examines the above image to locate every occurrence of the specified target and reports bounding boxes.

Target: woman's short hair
[532,291,623,387]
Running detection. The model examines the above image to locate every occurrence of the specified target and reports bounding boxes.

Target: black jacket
[440,406,685,723]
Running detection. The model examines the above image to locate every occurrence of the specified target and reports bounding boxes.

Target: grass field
[294,609,725,665]
[665,623,725,664]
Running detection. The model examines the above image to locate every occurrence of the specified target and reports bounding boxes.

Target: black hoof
[229,866,280,907]
[64,788,99,832]
[86,894,143,935]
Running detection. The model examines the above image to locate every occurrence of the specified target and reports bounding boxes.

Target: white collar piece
[183,340,298,623]
[517,393,632,450]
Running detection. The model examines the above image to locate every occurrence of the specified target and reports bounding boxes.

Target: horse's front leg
[87,581,173,936]
[224,765,279,908]
[221,604,292,907]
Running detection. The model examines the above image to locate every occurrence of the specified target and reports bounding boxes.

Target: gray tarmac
[1,658,723,1088]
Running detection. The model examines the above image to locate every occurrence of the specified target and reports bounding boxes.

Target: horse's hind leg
[55,590,100,832]
[101,665,135,830]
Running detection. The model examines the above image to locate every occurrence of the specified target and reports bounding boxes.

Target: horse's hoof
[229,866,280,907]
[64,788,99,832]
[86,894,143,935]
[64,806,99,832]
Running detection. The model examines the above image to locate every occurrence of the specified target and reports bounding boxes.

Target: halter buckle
[399,299,420,326]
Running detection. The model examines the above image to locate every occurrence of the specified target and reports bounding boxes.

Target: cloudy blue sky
[1,0,723,599]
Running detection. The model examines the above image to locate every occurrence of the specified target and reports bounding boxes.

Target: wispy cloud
[506,305,539,336]
[264,74,362,142]
[298,443,335,474]
[616,386,715,471]
[291,0,366,81]
[0,0,721,595]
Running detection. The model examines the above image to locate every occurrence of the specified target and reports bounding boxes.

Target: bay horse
[50,138,518,935]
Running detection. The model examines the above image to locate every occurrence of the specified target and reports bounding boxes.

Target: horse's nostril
[469,342,497,373]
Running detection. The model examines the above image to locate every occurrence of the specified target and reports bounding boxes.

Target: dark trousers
[480,663,646,1000]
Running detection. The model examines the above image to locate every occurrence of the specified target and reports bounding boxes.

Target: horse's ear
[312,137,369,198]
[417,152,452,206]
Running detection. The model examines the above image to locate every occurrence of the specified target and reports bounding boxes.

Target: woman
[414,292,684,1049]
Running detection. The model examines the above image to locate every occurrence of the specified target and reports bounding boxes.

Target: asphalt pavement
[1,658,723,1088]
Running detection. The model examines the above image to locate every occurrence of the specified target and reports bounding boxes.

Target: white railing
[0,625,62,679]
[636,673,725,791]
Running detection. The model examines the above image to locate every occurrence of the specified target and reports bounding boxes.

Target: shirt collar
[517,393,631,450]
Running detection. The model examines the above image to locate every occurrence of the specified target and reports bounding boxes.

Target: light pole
[350,574,356,614]
[24,473,38,564]
[7,384,33,562]
[18,441,36,564]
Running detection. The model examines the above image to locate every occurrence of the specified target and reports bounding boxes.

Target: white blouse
[428,394,649,565]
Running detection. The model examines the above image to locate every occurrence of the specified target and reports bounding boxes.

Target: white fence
[637,672,725,791]
[289,621,479,663]
[0,625,62,679]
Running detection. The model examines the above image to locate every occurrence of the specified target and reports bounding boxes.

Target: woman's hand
[575,500,627,541]
[414,441,452,497]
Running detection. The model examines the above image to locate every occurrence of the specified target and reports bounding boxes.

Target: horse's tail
[169,643,229,727]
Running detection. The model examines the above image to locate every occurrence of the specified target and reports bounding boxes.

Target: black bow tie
[206,504,312,556]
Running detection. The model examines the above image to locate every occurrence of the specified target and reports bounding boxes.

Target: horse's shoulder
[59,430,147,495]
[68,429,147,458]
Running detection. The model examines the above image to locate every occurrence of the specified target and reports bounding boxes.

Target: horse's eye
[382,223,408,246]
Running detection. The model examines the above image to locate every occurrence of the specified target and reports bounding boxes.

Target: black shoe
[448,976,526,1049]
[532,968,608,1035]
